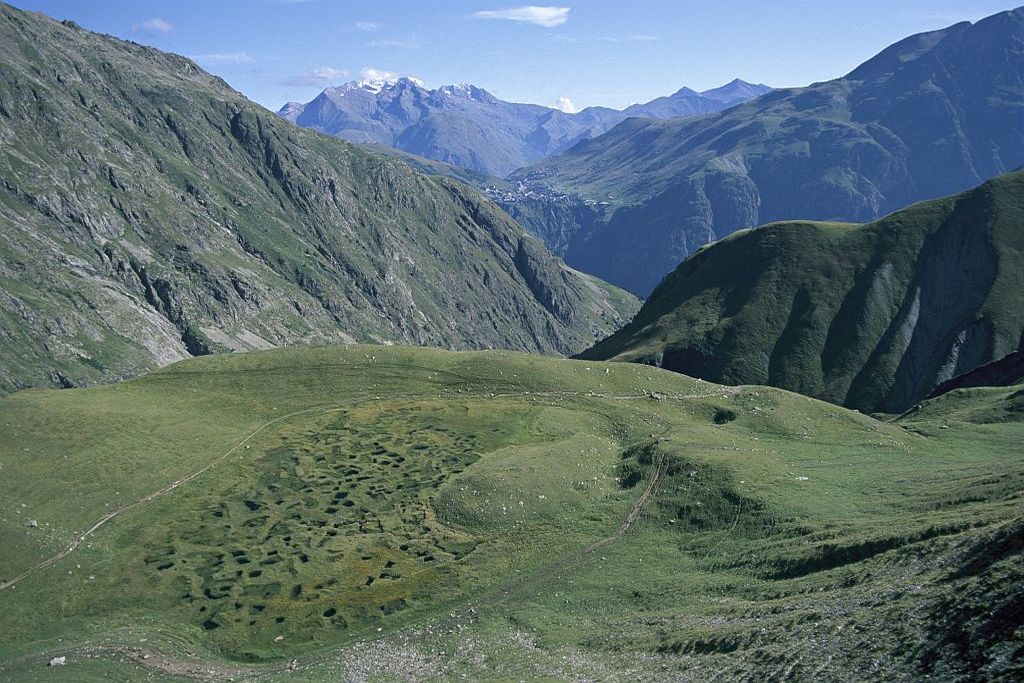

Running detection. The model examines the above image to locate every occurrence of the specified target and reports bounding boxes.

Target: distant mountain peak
[439,83,477,96]
[394,75,427,89]
[351,76,394,94]
[279,75,772,175]
[670,86,702,98]
[437,83,496,103]
[699,78,773,104]
[278,101,304,117]
[328,74,426,96]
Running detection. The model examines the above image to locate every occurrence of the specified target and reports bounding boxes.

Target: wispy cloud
[132,18,174,34]
[190,52,255,65]
[279,66,350,87]
[472,6,570,28]
[368,38,419,49]
[355,21,382,31]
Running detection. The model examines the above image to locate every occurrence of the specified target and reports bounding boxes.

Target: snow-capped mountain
[279,78,772,176]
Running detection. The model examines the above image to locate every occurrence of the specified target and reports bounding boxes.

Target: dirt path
[1,385,693,678]
[1,384,727,593]
[459,447,670,613]
[80,446,672,680]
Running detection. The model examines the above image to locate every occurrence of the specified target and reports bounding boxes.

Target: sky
[10,1,1020,112]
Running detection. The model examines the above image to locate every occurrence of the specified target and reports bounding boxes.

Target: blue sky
[11,1,1020,112]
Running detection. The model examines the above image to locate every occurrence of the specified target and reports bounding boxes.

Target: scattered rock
[48,656,66,667]
[25,519,38,528]
[274,635,284,642]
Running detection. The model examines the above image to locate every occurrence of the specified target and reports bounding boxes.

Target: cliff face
[0,4,638,392]
[928,350,1024,400]
[581,171,1024,414]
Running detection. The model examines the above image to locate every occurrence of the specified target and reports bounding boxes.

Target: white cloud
[360,67,400,82]
[190,52,255,64]
[132,18,174,34]
[473,6,570,28]
[279,66,350,87]
[355,21,382,31]
[553,96,577,113]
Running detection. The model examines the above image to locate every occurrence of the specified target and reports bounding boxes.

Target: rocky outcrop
[928,350,1024,399]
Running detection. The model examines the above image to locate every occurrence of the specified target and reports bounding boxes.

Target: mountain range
[508,7,1024,295]
[0,3,638,393]
[1,2,1023,680]
[278,77,772,177]
[581,171,1024,414]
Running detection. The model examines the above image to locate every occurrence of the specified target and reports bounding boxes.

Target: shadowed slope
[581,171,1024,413]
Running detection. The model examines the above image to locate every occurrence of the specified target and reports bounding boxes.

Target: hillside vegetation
[581,171,1024,414]
[509,8,1024,294]
[0,3,638,394]
[0,345,1021,680]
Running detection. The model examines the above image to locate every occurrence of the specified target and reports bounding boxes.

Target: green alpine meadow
[0,1,1021,681]
[1,346,1021,680]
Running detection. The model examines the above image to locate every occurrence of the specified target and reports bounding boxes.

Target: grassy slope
[0,3,639,393]
[0,345,1021,680]
[581,171,1024,414]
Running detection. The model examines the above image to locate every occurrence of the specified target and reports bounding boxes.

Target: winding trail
[6,450,674,680]
[0,382,713,679]
[458,444,670,616]
[1,384,731,593]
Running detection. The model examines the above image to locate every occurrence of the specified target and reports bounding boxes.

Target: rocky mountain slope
[0,3,639,393]
[928,350,1024,399]
[279,77,770,177]
[580,171,1024,414]
[510,8,1024,295]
